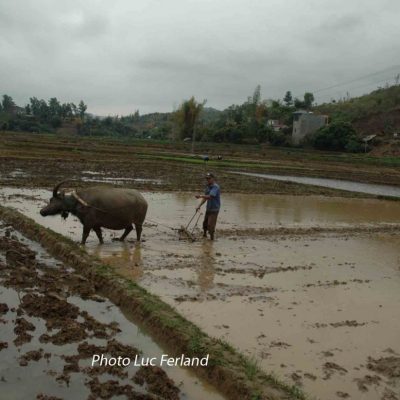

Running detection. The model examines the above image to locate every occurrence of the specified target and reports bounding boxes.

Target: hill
[316,85,400,136]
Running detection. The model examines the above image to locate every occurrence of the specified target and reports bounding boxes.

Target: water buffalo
[40,181,148,245]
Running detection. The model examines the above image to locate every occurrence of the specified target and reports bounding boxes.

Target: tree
[252,84,261,105]
[174,96,206,151]
[48,97,61,117]
[294,98,305,109]
[311,121,360,151]
[2,95,15,112]
[61,103,72,119]
[283,91,293,106]
[304,92,315,109]
[39,99,49,120]
[70,103,78,117]
[29,97,41,117]
[78,100,87,121]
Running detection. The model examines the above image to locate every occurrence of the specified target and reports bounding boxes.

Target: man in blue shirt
[195,172,221,240]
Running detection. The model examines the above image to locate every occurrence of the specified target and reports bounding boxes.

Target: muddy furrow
[0,205,305,400]
[218,223,400,238]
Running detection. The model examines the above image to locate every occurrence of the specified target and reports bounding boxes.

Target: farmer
[195,172,221,240]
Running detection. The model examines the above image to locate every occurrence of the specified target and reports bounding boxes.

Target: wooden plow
[178,210,202,242]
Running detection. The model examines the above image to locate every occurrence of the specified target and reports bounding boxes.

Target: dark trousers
[203,210,219,234]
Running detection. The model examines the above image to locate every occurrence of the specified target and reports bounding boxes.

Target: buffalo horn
[53,180,68,198]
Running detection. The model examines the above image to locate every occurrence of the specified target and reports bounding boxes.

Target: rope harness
[71,191,103,211]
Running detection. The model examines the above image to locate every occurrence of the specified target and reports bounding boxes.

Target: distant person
[195,173,221,240]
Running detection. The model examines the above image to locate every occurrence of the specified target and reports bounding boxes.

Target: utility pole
[191,126,195,154]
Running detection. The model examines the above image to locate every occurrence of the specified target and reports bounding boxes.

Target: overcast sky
[1,0,399,115]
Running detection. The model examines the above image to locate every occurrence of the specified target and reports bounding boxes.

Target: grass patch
[0,204,310,400]
[244,356,260,380]
[137,153,272,169]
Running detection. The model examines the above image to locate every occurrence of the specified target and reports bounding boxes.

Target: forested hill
[315,85,400,135]
[1,85,399,155]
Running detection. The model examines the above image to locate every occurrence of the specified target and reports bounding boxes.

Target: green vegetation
[309,121,363,152]
[0,204,308,400]
[173,96,206,143]
[2,84,400,154]
[315,85,400,123]
[0,87,312,146]
[137,153,275,169]
[0,94,87,133]
[243,357,260,379]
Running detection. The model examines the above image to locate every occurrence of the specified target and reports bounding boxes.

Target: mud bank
[0,223,226,400]
[0,205,304,400]
[2,132,400,190]
[2,187,400,399]
[232,172,400,198]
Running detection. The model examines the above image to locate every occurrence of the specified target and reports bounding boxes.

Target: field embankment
[1,132,400,195]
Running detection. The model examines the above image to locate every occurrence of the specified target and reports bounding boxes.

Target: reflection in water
[196,240,216,293]
[147,192,400,229]
[93,242,143,281]
[1,186,400,400]
[3,187,400,231]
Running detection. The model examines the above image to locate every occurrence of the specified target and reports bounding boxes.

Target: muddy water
[232,171,400,197]
[81,170,163,186]
[1,187,400,399]
[0,228,226,400]
[5,187,400,230]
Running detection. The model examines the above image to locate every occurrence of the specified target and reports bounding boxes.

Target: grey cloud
[0,0,399,114]
[322,15,364,32]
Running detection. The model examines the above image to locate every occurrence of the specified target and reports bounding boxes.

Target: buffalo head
[40,181,70,219]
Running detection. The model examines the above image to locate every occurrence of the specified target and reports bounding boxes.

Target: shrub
[345,137,364,153]
[311,121,361,152]
[267,129,289,146]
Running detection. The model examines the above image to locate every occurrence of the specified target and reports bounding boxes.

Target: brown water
[5,188,400,230]
[0,218,225,400]
[1,187,400,399]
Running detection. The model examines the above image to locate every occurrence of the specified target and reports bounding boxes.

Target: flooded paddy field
[0,224,226,400]
[1,187,400,399]
[3,130,400,198]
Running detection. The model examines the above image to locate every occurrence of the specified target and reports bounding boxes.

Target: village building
[267,119,288,132]
[292,110,328,145]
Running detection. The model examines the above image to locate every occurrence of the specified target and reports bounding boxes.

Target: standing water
[1,187,400,400]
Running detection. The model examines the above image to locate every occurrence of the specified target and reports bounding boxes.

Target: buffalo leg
[81,226,91,245]
[112,225,133,242]
[94,227,104,244]
[135,224,143,241]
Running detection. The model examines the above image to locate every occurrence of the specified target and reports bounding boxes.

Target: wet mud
[1,187,400,399]
[0,225,225,400]
[232,171,400,198]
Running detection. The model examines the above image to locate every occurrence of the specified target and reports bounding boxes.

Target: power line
[324,74,399,101]
[332,75,397,98]
[313,65,400,93]
[345,75,397,91]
